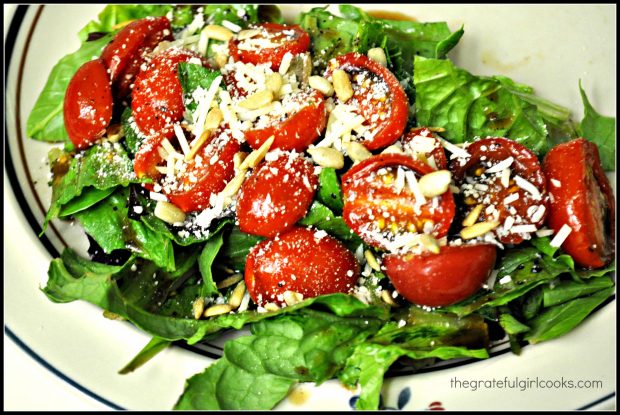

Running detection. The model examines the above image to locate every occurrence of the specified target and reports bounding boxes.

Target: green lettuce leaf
[77,5,174,41]
[578,82,616,171]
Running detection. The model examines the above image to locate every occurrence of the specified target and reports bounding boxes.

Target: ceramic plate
[5,4,616,410]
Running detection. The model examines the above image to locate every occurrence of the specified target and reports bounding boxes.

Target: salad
[25,4,616,410]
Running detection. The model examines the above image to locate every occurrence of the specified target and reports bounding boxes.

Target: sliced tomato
[342,154,455,251]
[243,89,327,151]
[383,244,497,307]
[64,59,113,150]
[237,152,318,237]
[165,127,241,213]
[133,130,167,180]
[244,227,359,306]
[101,16,172,83]
[131,48,204,138]
[228,23,310,70]
[450,137,548,245]
[324,52,408,151]
[401,127,448,170]
[543,138,615,268]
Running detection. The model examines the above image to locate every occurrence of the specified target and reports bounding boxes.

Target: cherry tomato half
[63,59,113,150]
[324,52,408,151]
[543,138,615,268]
[237,152,318,237]
[244,226,359,306]
[401,127,448,170]
[243,89,327,152]
[450,137,548,245]
[342,154,456,251]
[101,17,172,83]
[131,48,204,138]
[229,23,310,71]
[383,244,497,307]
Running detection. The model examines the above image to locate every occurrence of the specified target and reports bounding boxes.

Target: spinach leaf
[218,226,264,272]
[118,336,172,374]
[177,63,222,115]
[74,188,175,271]
[198,231,224,298]
[578,82,616,171]
[413,56,575,156]
[498,313,530,335]
[78,5,174,41]
[524,286,614,344]
[316,167,344,214]
[121,106,144,155]
[26,34,114,145]
[57,187,116,217]
[542,276,615,307]
[298,201,363,251]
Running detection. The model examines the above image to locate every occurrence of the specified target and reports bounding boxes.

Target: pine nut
[364,250,381,272]
[106,124,124,142]
[237,28,261,40]
[221,169,248,206]
[103,310,125,321]
[460,221,500,240]
[203,24,234,41]
[265,73,284,95]
[332,69,354,102]
[382,145,404,155]
[239,89,274,110]
[307,147,344,169]
[367,47,388,67]
[204,107,223,131]
[185,130,211,161]
[192,298,205,320]
[154,201,186,224]
[462,204,484,227]
[264,302,280,312]
[283,291,304,307]
[419,234,441,254]
[228,282,246,309]
[216,273,244,289]
[233,152,248,172]
[418,170,452,198]
[344,142,372,162]
[204,304,232,317]
[239,135,275,170]
[214,53,228,69]
[381,290,398,306]
[309,75,334,97]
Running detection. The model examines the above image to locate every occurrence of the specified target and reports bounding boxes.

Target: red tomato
[244,89,327,152]
[244,227,359,306]
[101,17,172,83]
[63,59,113,150]
[166,127,241,213]
[342,154,456,251]
[543,138,615,268]
[228,23,310,70]
[450,137,548,245]
[131,48,204,138]
[401,127,448,170]
[237,152,318,237]
[324,52,408,151]
[383,244,497,307]
[133,130,167,180]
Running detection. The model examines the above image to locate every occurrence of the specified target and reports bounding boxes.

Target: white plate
[5,4,616,410]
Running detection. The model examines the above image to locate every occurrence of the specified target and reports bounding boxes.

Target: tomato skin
[450,137,548,245]
[383,244,497,307]
[131,48,204,137]
[101,17,172,83]
[325,52,408,151]
[166,128,241,213]
[63,59,113,150]
[342,154,456,250]
[401,127,448,170]
[244,227,359,306]
[229,23,310,70]
[543,138,615,268]
[244,90,327,152]
[133,130,167,180]
[237,153,318,237]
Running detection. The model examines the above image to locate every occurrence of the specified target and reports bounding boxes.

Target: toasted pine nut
[382,145,404,155]
[239,89,274,110]
[381,290,398,306]
[239,135,275,170]
[367,47,388,67]
[216,273,244,289]
[460,221,500,240]
[204,107,224,131]
[364,250,381,272]
[233,152,248,172]
[193,298,205,320]
[204,304,232,317]
[265,73,284,95]
[154,201,186,224]
[185,130,212,161]
[344,142,372,162]
[214,53,228,69]
[462,204,484,227]
[307,147,345,169]
[103,310,125,321]
[264,302,280,312]
[237,28,261,40]
[332,69,354,102]
[203,24,234,41]
[228,282,246,309]
[418,170,452,198]
[283,291,304,307]
[221,169,248,206]
[309,75,334,97]
[419,234,441,254]
[106,124,124,142]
